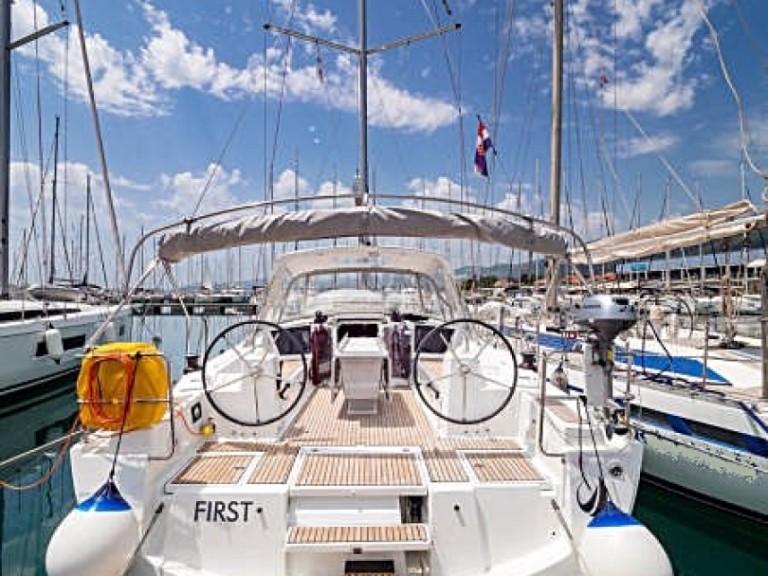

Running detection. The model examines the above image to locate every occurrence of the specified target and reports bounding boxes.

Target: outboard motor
[573,294,636,413]
[573,295,673,576]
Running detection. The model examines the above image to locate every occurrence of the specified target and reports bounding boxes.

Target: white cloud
[157,163,242,217]
[12,0,166,117]
[309,179,355,209]
[569,1,706,117]
[11,1,456,131]
[405,176,473,209]
[619,133,678,158]
[271,0,337,35]
[688,158,737,178]
[271,168,310,201]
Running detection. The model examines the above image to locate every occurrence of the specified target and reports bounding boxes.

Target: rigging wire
[267,0,299,205]
[305,42,344,190]
[695,0,767,187]
[421,0,466,201]
[563,3,616,238]
[623,109,702,209]
[190,102,252,218]
[11,65,45,287]
[562,6,591,239]
[731,0,768,75]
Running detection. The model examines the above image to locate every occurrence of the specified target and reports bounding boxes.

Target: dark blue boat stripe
[532,332,730,384]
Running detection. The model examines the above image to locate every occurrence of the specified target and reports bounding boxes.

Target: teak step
[286,524,430,552]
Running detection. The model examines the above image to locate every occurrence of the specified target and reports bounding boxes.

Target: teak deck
[287,524,428,544]
[173,387,537,486]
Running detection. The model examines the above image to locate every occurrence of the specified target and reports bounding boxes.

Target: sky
[5,0,768,287]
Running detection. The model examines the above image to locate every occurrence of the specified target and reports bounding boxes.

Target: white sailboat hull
[0,302,131,394]
[640,429,768,517]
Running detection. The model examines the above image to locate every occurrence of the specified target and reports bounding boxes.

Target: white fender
[46,480,140,576]
[101,321,118,343]
[578,503,673,576]
[45,328,64,361]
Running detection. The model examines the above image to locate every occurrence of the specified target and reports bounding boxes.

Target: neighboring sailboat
[0,1,128,397]
[556,200,768,521]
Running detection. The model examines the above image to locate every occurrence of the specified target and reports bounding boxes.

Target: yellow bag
[77,342,168,431]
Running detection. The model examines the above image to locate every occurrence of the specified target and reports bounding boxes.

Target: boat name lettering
[193,500,255,523]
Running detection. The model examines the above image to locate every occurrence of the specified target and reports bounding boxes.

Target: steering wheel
[413,318,518,425]
[202,320,307,426]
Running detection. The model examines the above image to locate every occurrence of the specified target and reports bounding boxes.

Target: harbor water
[1,315,767,575]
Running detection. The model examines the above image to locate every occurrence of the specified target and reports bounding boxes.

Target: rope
[696,0,767,183]
[174,404,209,437]
[107,353,141,481]
[267,0,299,205]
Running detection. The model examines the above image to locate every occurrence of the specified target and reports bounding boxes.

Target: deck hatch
[173,454,253,484]
[297,453,421,486]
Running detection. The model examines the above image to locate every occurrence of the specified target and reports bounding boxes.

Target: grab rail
[0,430,82,471]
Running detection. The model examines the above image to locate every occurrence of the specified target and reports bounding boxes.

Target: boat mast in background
[0,0,10,297]
[0,0,67,297]
[546,0,564,311]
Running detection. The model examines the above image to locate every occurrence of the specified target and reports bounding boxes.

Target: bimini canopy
[157,205,569,263]
[570,199,765,265]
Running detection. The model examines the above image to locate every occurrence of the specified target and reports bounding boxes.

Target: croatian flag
[474,118,494,177]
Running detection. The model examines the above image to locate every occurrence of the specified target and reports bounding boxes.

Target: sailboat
[553,199,768,521]
[0,1,129,397]
[46,2,671,575]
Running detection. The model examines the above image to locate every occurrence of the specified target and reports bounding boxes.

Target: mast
[264,0,459,210]
[546,0,564,311]
[49,116,60,285]
[357,0,369,206]
[0,0,10,297]
[0,1,67,297]
[84,174,91,285]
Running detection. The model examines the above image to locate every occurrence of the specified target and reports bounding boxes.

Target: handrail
[537,349,584,458]
[0,430,82,471]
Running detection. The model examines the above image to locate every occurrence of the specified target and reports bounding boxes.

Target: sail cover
[157,205,569,263]
[570,200,765,265]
